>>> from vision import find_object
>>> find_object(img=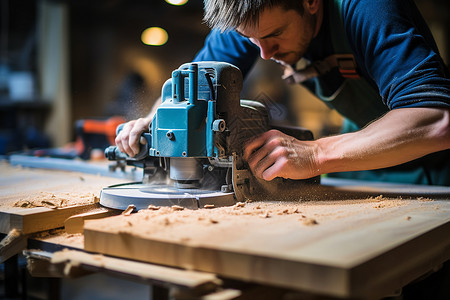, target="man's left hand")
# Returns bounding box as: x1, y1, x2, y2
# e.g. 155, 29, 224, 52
243, 129, 319, 181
